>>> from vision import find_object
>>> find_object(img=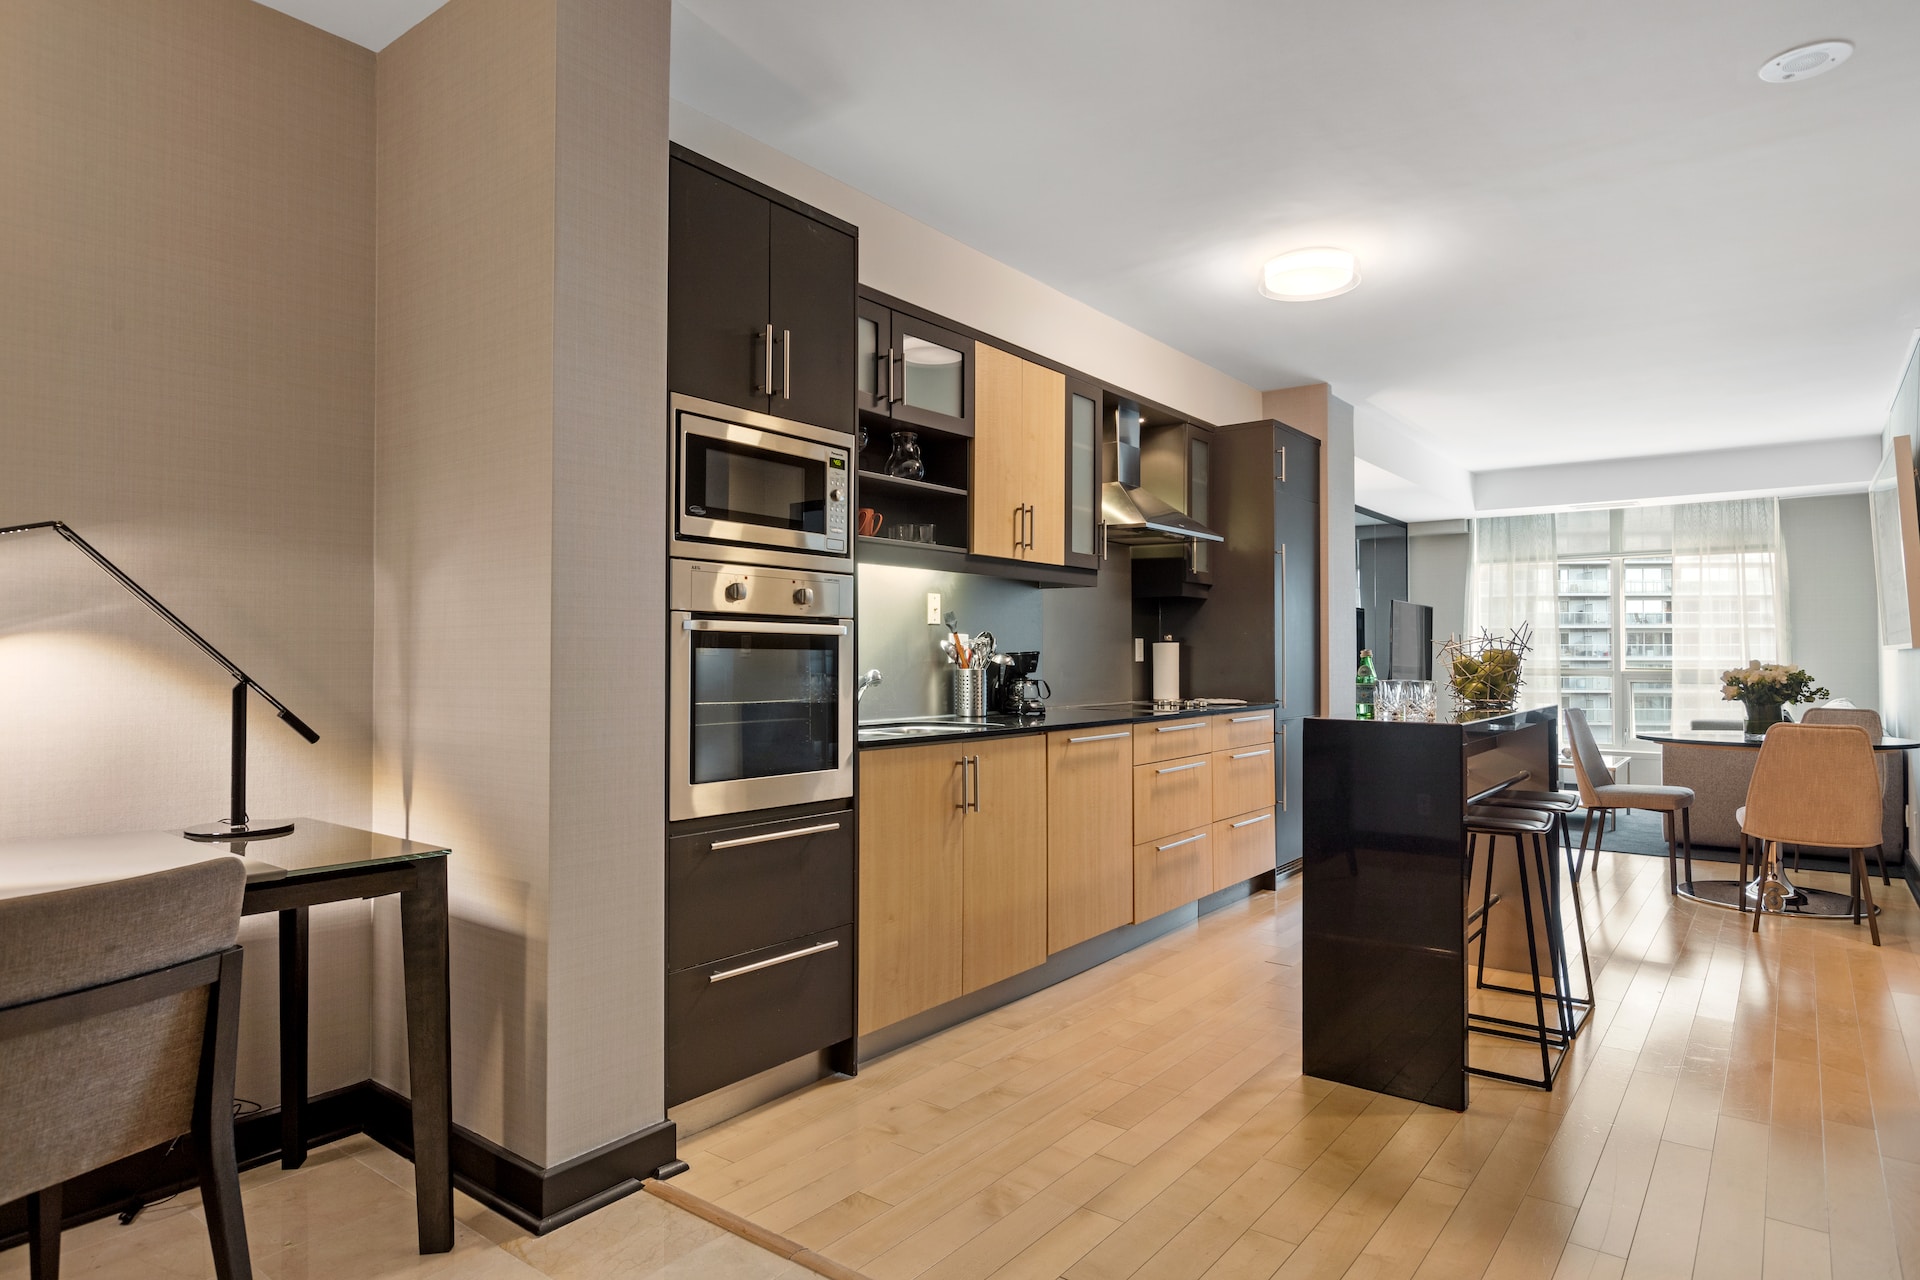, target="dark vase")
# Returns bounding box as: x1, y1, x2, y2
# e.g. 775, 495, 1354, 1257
1742, 696, 1787, 736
